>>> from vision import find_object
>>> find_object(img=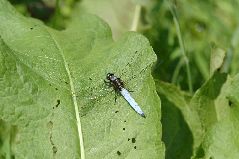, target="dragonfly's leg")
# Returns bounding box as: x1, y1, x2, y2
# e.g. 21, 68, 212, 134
114, 90, 117, 104
114, 90, 121, 104
104, 79, 110, 84
104, 80, 111, 87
